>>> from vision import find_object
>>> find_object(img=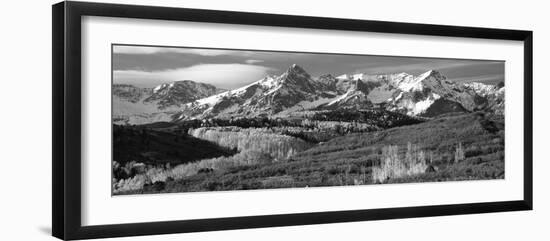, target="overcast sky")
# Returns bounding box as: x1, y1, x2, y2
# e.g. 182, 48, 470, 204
113, 45, 504, 90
